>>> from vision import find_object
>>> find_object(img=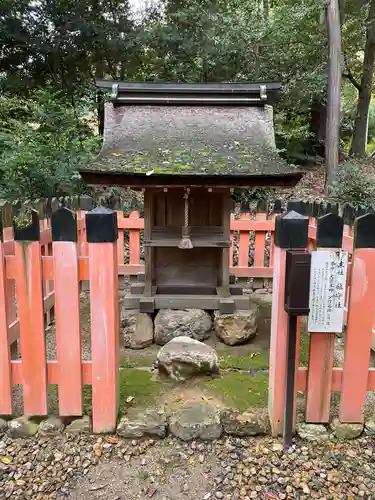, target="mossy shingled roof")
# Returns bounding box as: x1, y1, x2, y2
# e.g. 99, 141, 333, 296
81, 104, 300, 179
